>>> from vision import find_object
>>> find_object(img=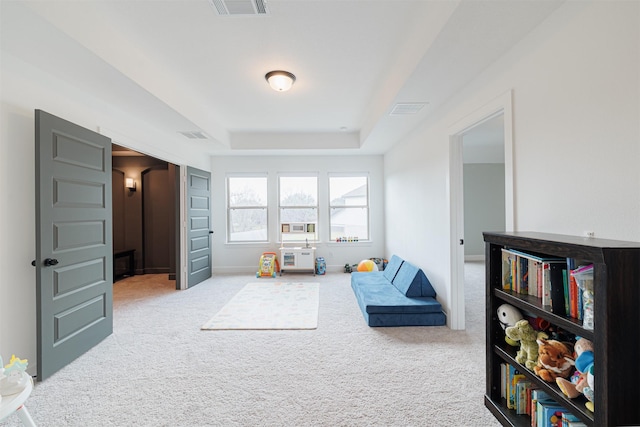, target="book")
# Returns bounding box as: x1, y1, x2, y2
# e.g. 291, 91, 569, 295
501, 249, 516, 291
507, 364, 523, 410
536, 399, 567, 427
519, 255, 529, 294
529, 259, 539, 297
561, 412, 587, 427
550, 262, 567, 316
530, 389, 552, 427
516, 380, 532, 415
500, 363, 507, 399
506, 249, 565, 302
543, 404, 568, 427
562, 268, 569, 315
